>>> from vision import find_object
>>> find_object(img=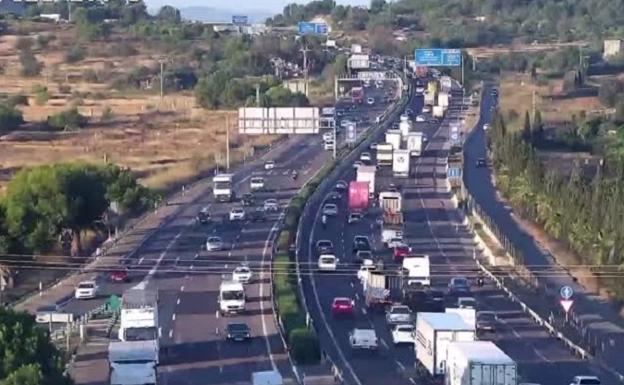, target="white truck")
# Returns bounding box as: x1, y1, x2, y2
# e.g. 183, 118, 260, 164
252, 370, 283, 385
392, 149, 410, 178
119, 290, 159, 345
406, 132, 423, 157
213, 173, 234, 202
445, 341, 517, 385
440, 76, 453, 93
385, 130, 402, 150
356, 165, 376, 195
433, 105, 445, 118
351, 44, 362, 54
376, 143, 394, 167
415, 312, 476, 376
438, 92, 450, 108
399, 120, 411, 138
218, 281, 246, 315
109, 340, 158, 385
402, 255, 430, 286
446, 308, 477, 330
380, 191, 403, 246
424, 91, 436, 106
